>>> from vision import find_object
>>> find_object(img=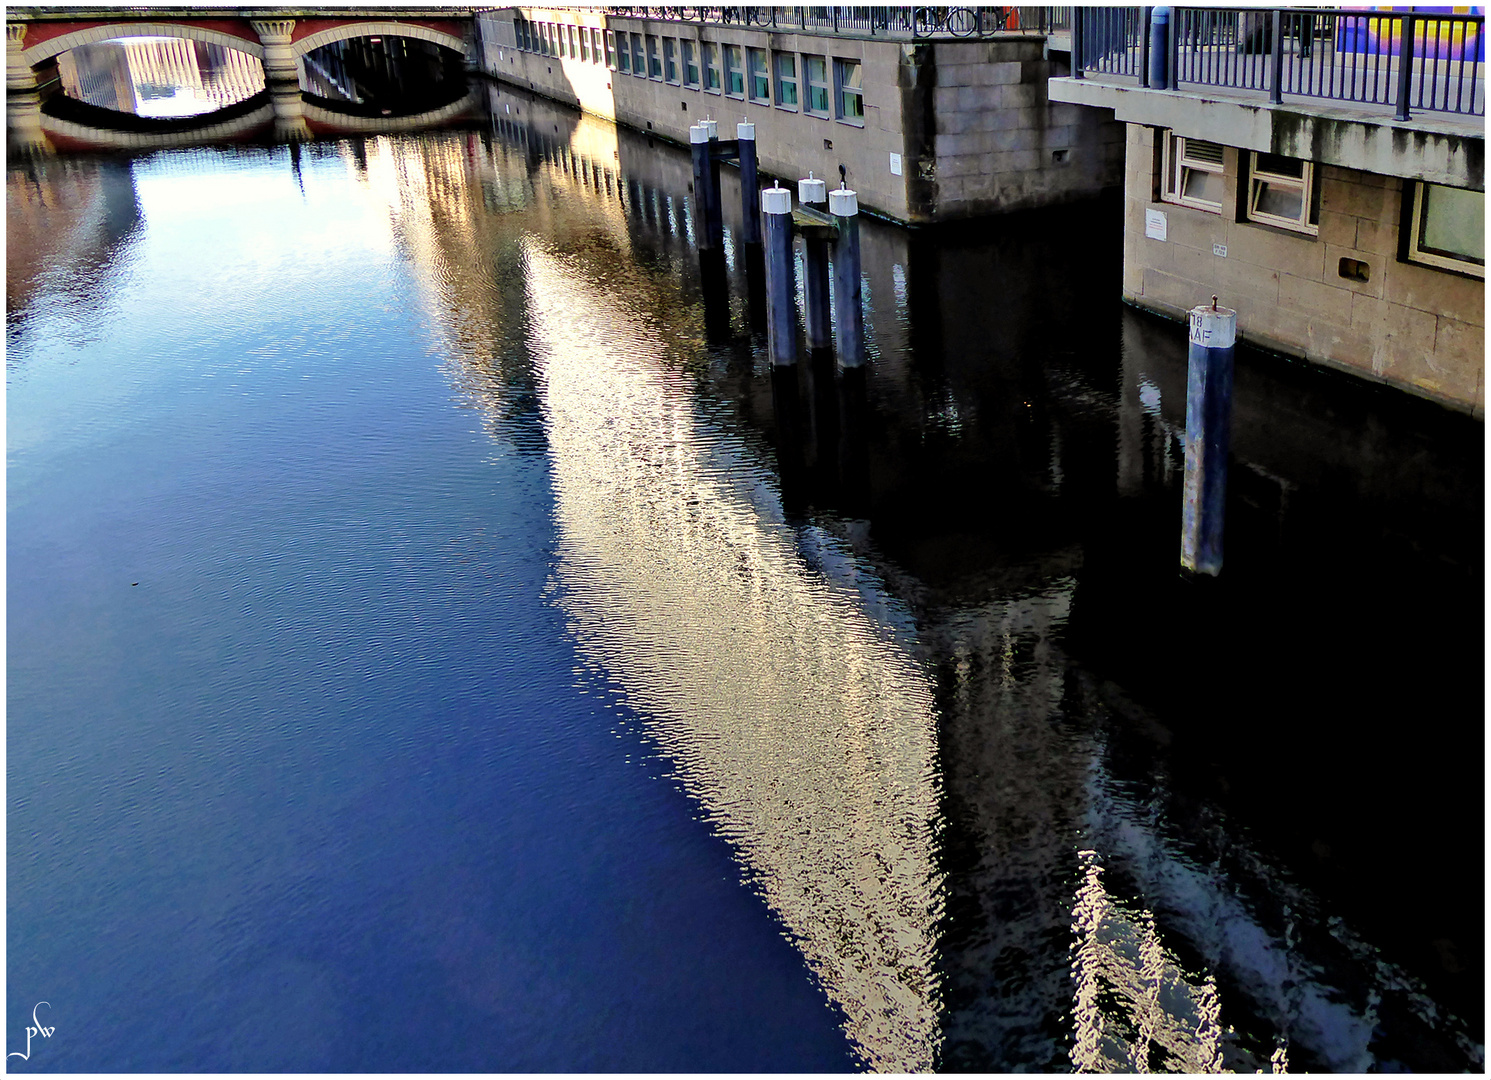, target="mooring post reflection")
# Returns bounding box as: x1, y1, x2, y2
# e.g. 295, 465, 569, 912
698, 245, 731, 345
4, 61, 1482, 1075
